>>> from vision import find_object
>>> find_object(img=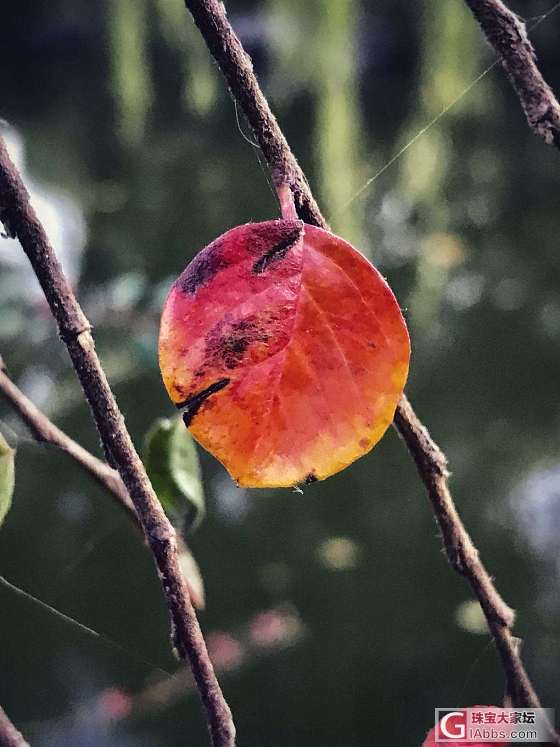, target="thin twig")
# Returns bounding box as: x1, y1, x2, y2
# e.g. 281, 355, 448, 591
464, 0, 560, 147
0, 357, 134, 517
393, 398, 545, 711
0, 361, 204, 608
0, 140, 234, 746
182, 0, 558, 728
0, 705, 30, 747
